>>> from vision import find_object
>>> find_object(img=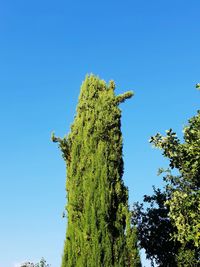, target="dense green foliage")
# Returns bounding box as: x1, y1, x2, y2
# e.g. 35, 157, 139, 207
149, 108, 200, 265
132, 187, 182, 266
150, 112, 200, 249
53, 75, 141, 267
